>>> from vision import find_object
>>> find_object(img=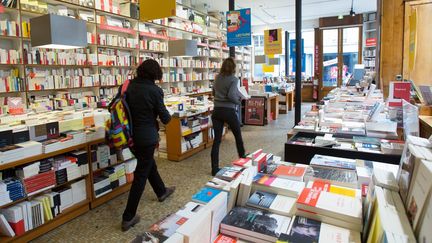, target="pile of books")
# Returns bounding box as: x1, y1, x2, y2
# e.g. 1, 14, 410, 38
134, 140, 432, 242
0, 178, 25, 205
0, 179, 87, 237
